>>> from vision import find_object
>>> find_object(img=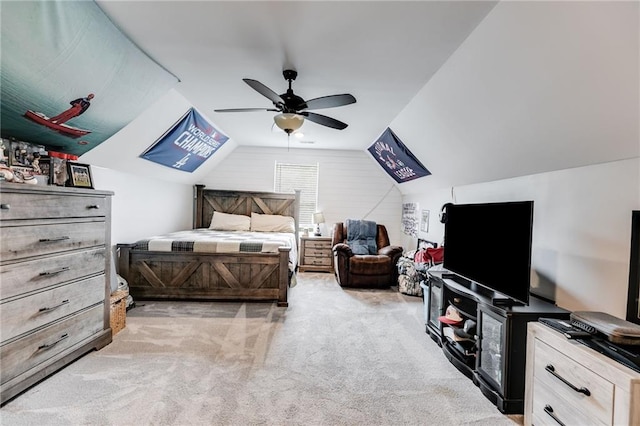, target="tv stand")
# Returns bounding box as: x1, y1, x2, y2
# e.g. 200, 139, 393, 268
491, 297, 525, 307
425, 270, 569, 414
441, 273, 461, 280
